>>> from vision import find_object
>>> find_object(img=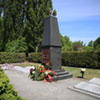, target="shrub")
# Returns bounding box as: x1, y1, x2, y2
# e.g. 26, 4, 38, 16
0, 52, 26, 64
0, 67, 25, 100
62, 51, 100, 69
0, 51, 100, 69
5, 37, 28, 53
28, 52, 41, 63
